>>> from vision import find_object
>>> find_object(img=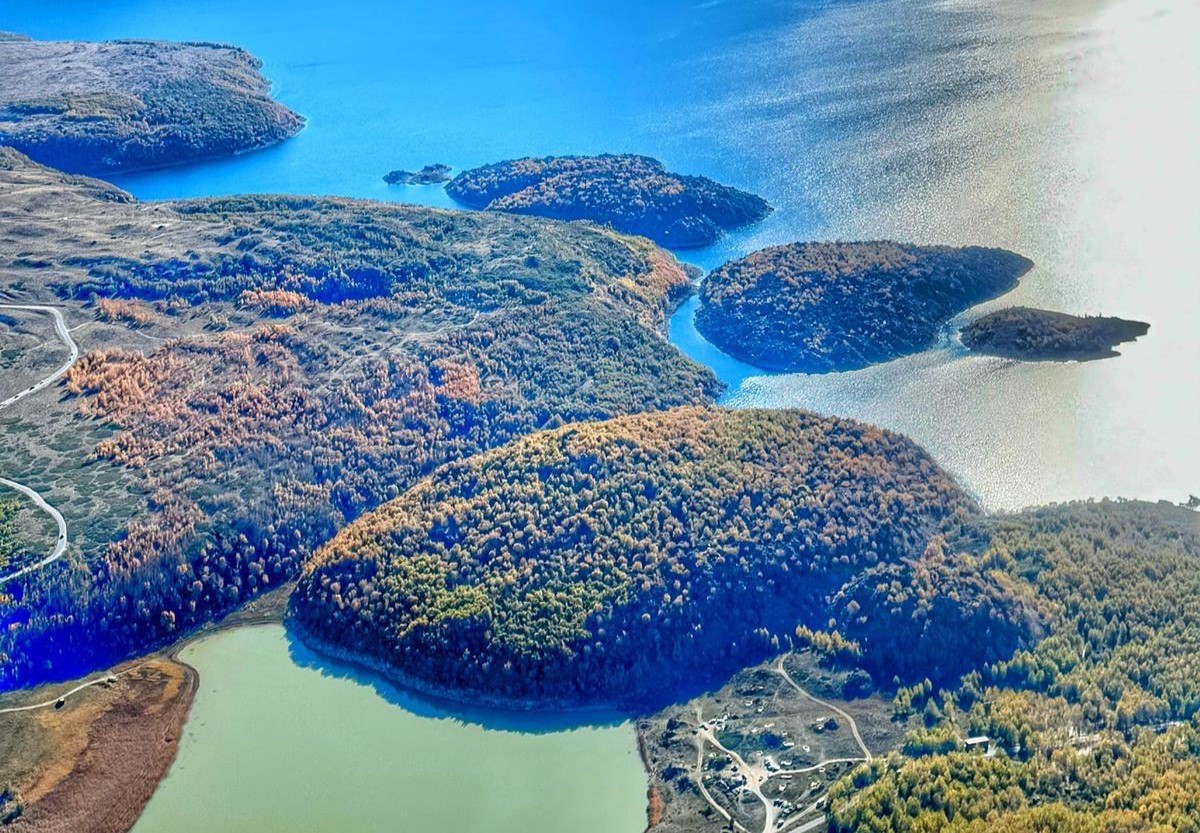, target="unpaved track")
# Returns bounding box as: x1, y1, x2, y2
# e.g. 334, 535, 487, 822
0, 664, 143, 715
691, 657, 875, 833
775, 659, 873, 762
0, 304, 79, 411
0, 476, 68, 582
0, 303, 78, 582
